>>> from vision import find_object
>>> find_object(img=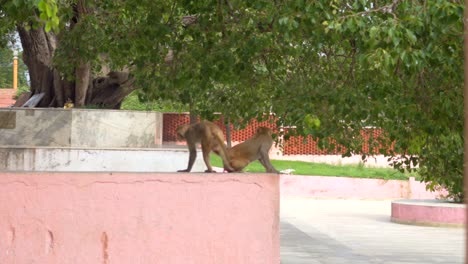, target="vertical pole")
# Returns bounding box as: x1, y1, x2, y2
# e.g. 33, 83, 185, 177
464, 0, 468, 263
13, 50, 18, 90
224, 116, 232, 148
